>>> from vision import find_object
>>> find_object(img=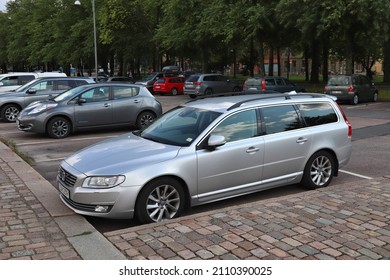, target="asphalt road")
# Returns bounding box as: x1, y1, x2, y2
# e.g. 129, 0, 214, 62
1, 95, 390, 232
